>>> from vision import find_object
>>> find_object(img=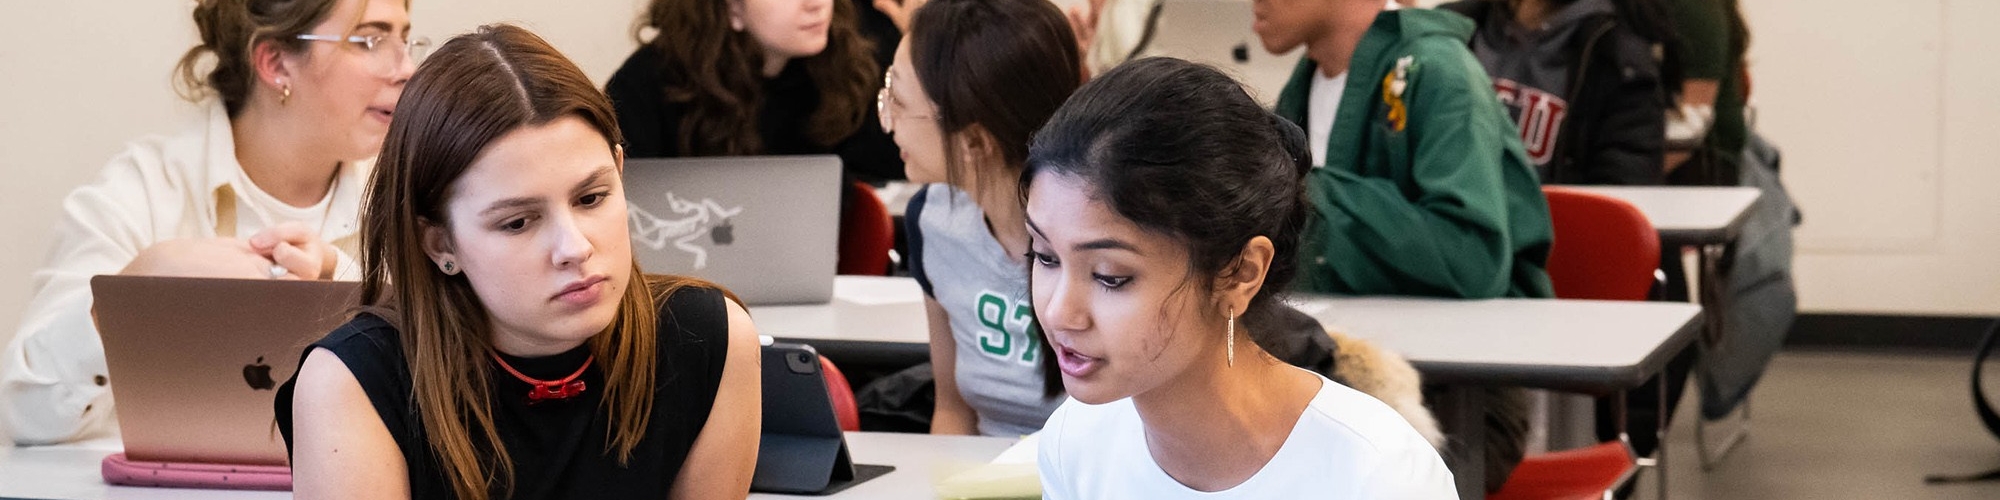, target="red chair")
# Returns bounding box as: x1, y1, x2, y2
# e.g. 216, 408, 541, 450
818, 356, 861, 432
1490, 187, 1659, 500
837, 181, 895, 276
